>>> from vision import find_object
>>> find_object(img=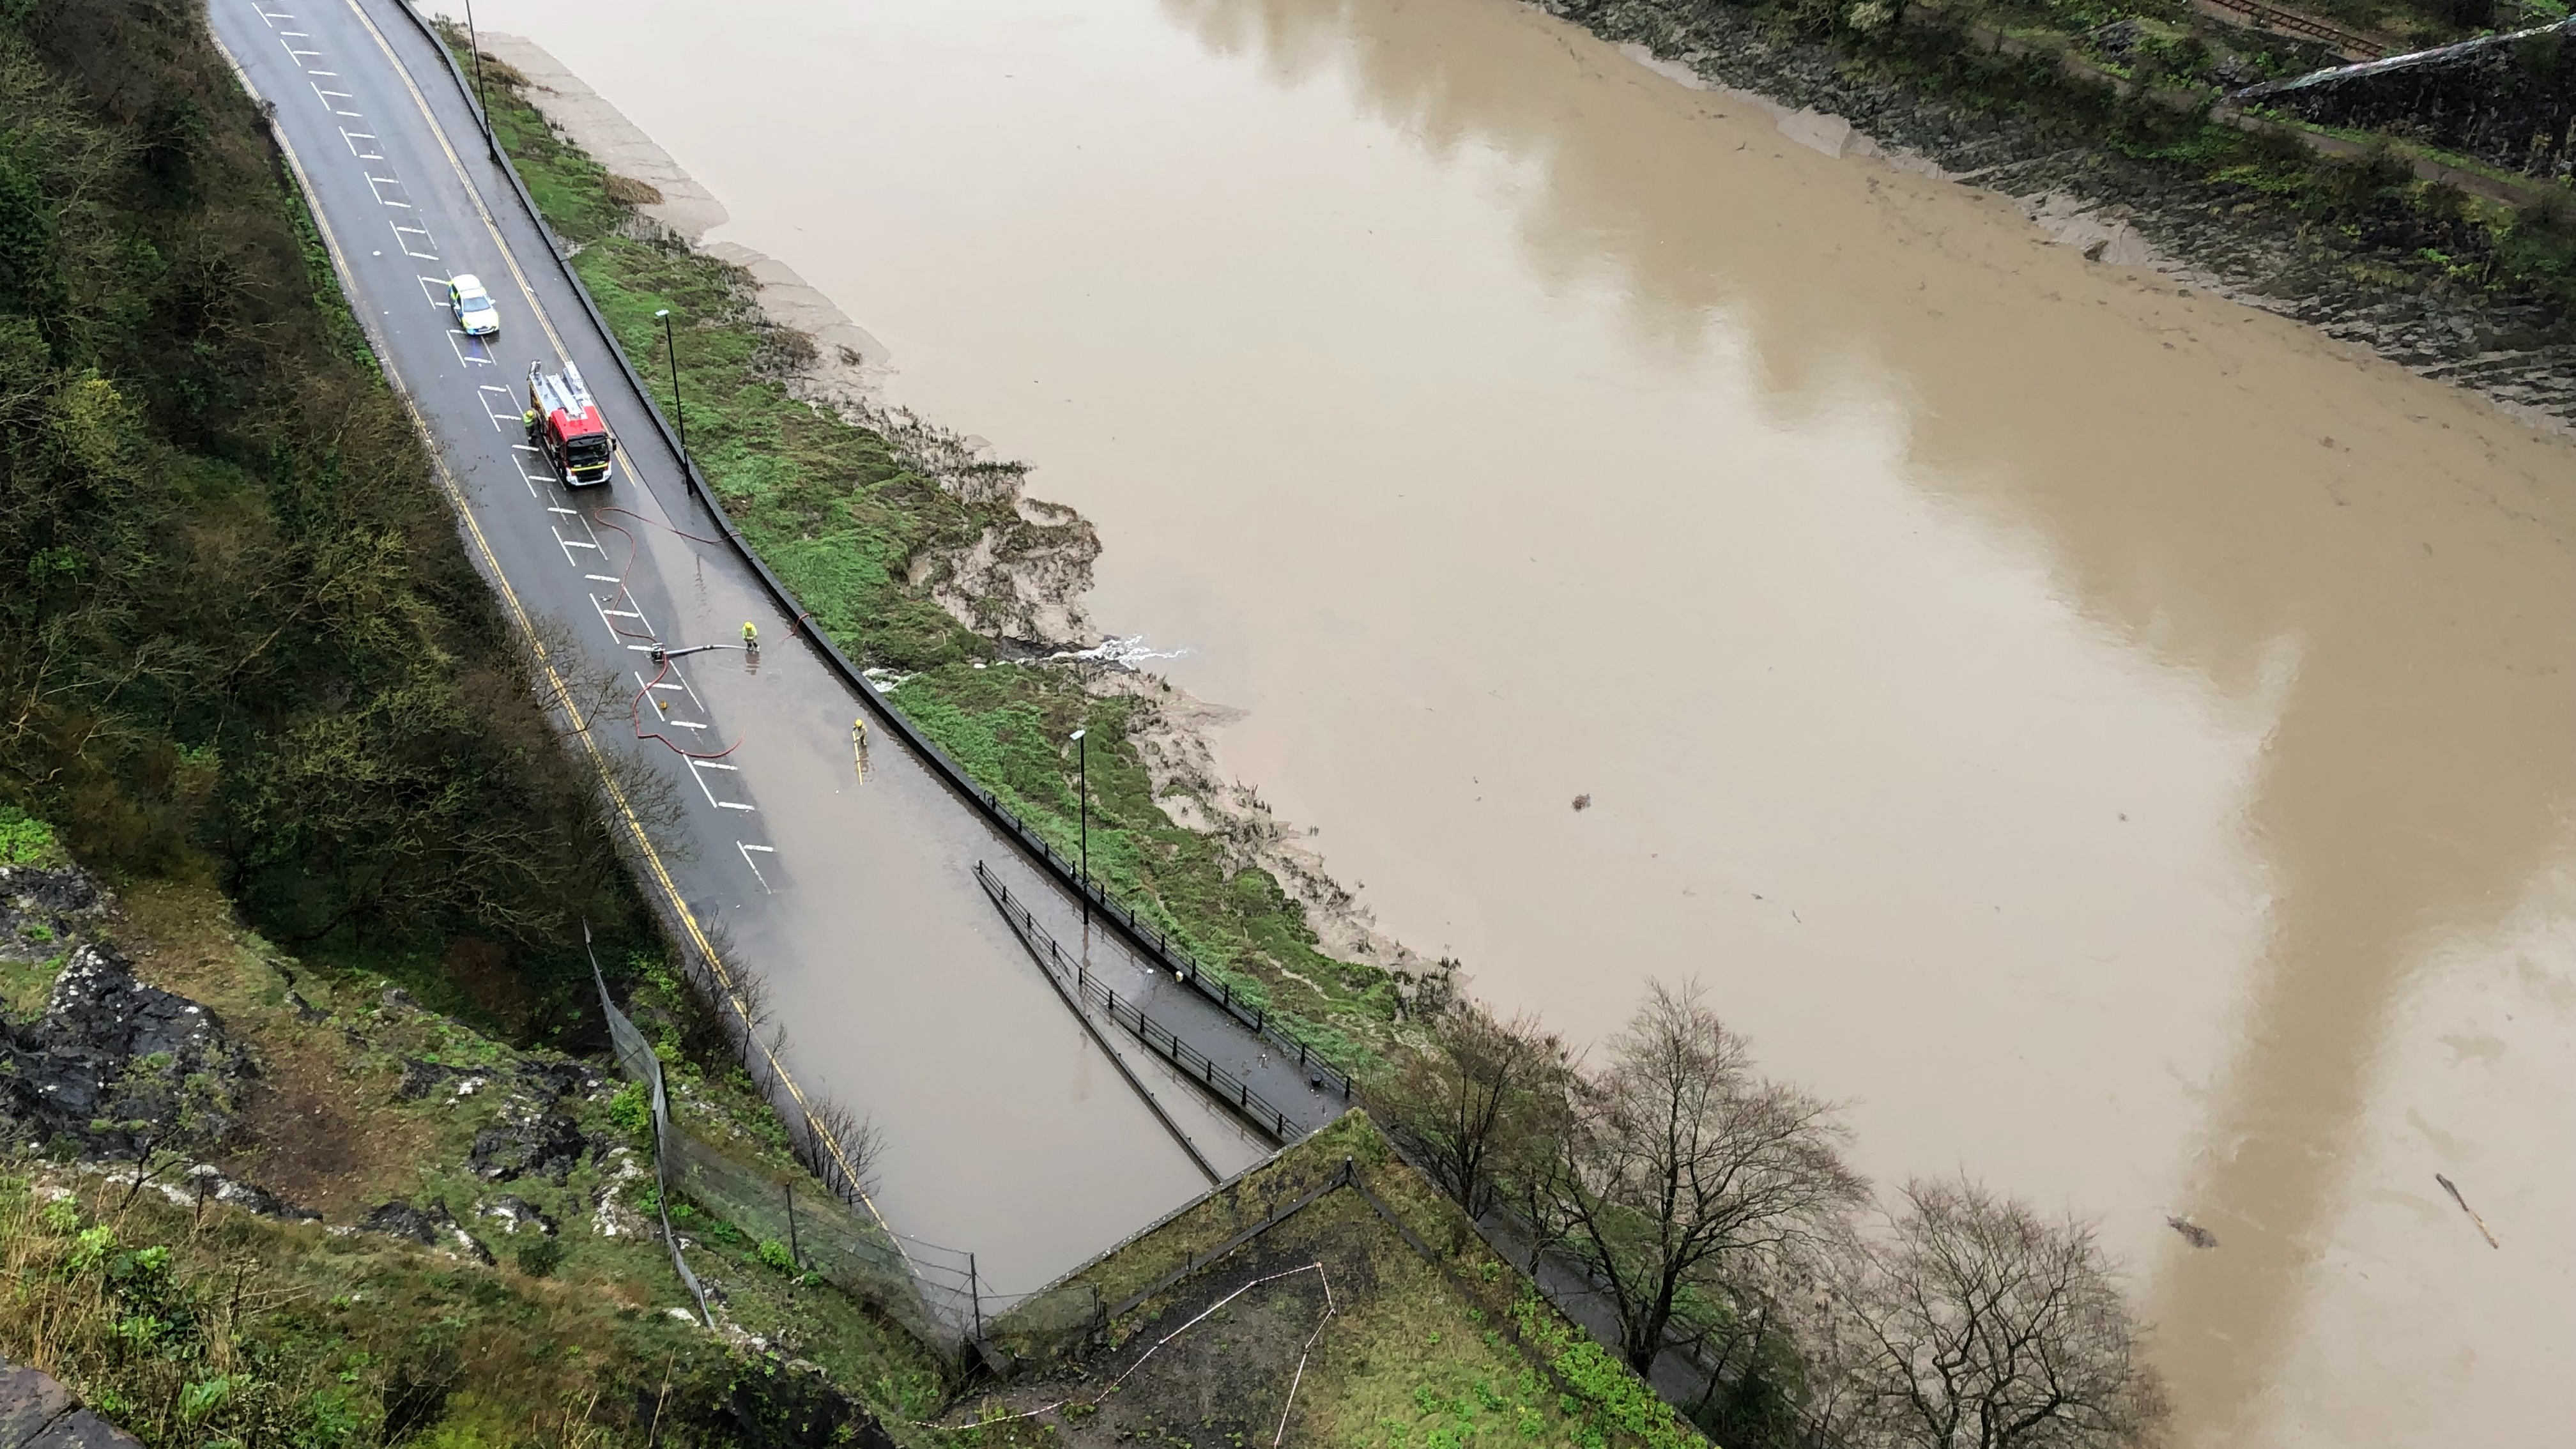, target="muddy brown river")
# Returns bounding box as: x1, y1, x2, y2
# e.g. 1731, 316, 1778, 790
469, 0, 2575, 1438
